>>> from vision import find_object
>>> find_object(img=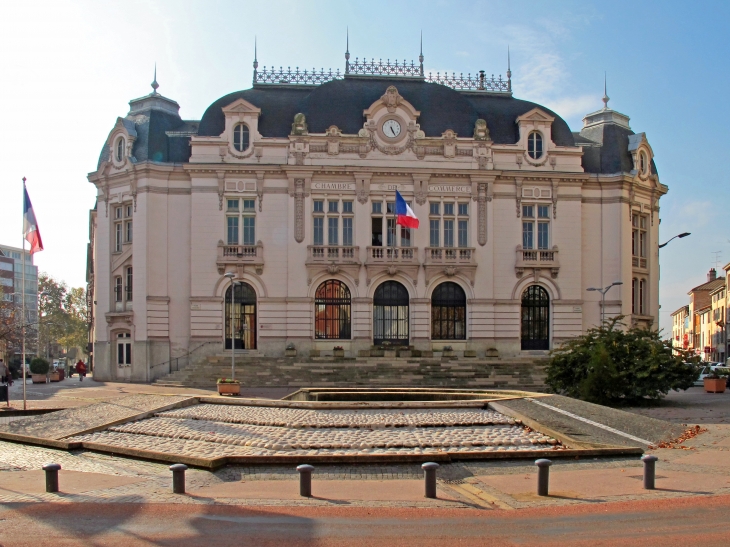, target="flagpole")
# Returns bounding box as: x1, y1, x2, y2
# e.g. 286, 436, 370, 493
21, 178, 27, 411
